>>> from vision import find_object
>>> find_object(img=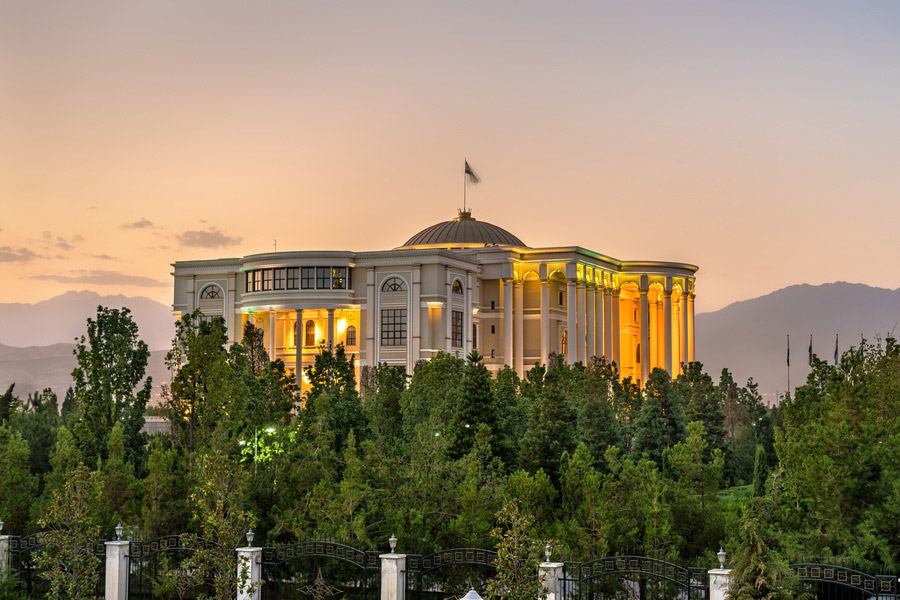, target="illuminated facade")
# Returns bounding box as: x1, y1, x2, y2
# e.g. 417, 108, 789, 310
171, 210, 697, 388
